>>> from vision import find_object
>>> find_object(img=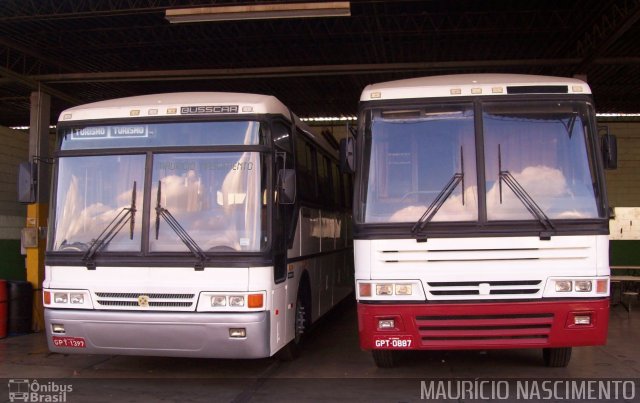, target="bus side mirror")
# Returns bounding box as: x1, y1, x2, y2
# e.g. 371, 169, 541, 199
278, 168, 296, 205
17, 161, 36, 204
340, 137, 355, 174
601, 134, 617, 170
